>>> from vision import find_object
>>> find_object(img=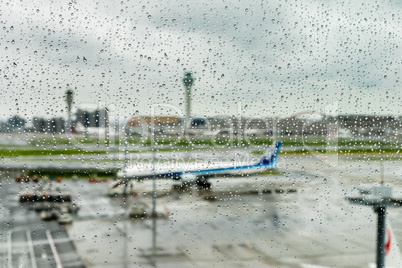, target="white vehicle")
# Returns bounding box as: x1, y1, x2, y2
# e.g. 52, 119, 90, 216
40, 210, 57, 221
58, 213, 73, 224
128, 204, 146, 218
108, 180, 136, 196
